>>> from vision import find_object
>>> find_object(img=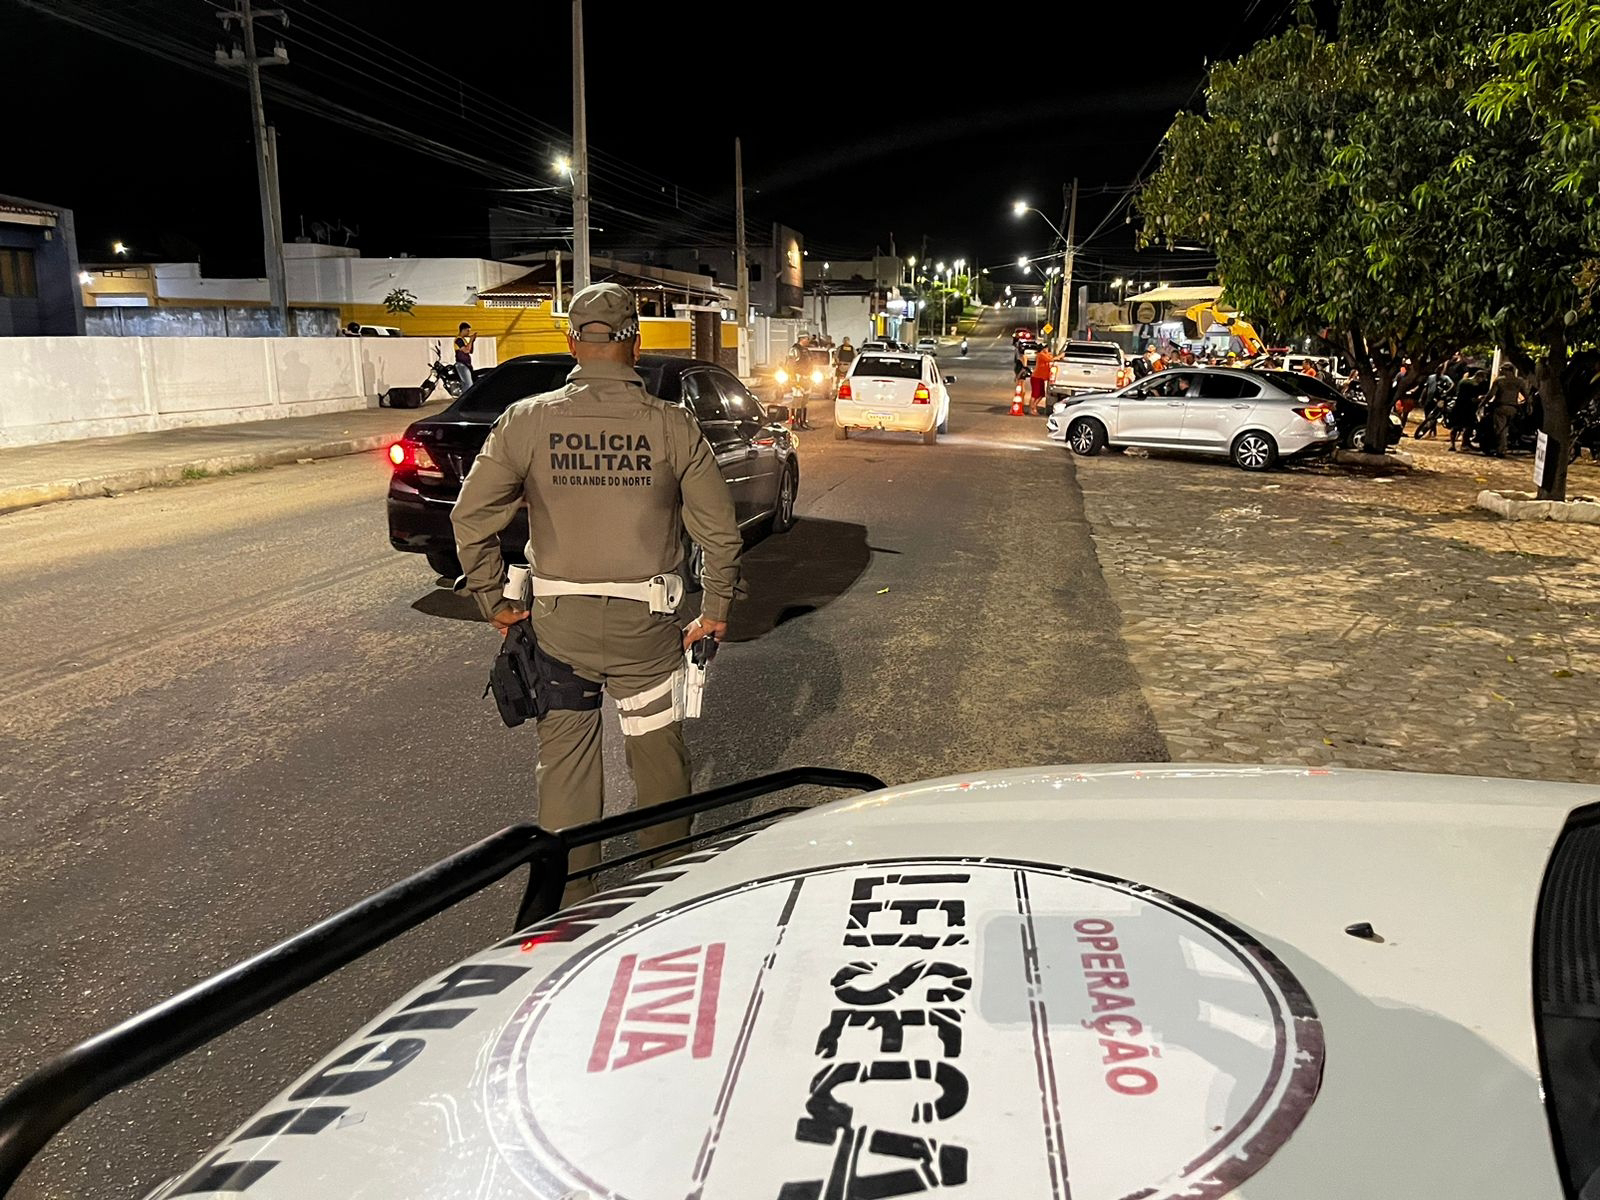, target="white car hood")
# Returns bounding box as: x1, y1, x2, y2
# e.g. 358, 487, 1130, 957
153, 765, 1597, 1200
